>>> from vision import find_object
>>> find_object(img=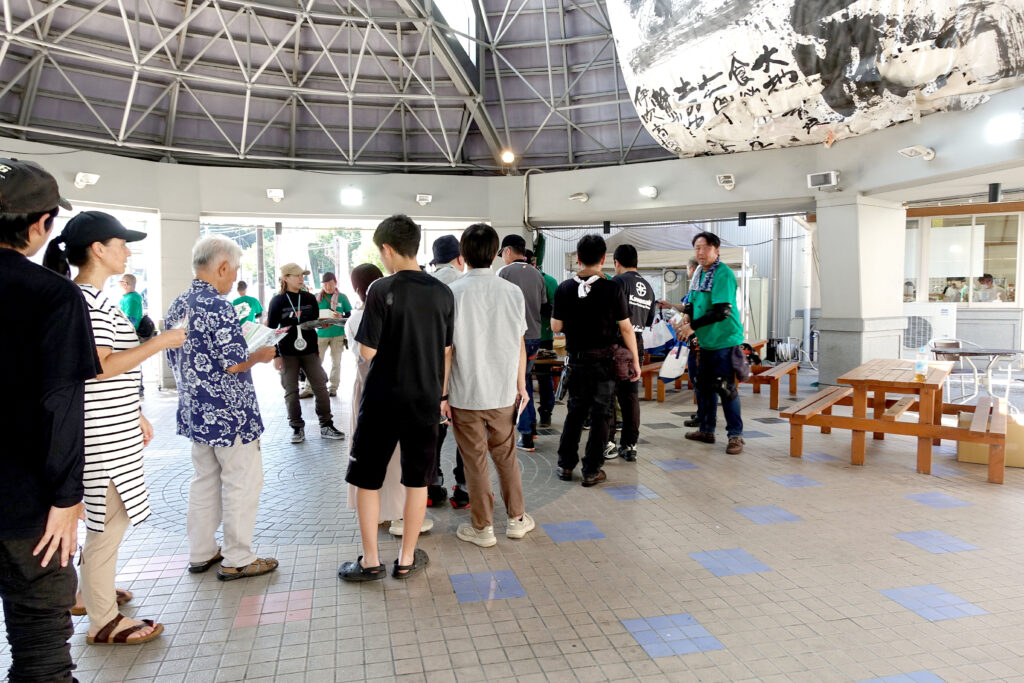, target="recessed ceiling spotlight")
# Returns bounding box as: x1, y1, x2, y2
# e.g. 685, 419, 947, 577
340, 187, 363, 206
500, 150, 516, 164
638, 185, 658, 199
897, 145, 935, 160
